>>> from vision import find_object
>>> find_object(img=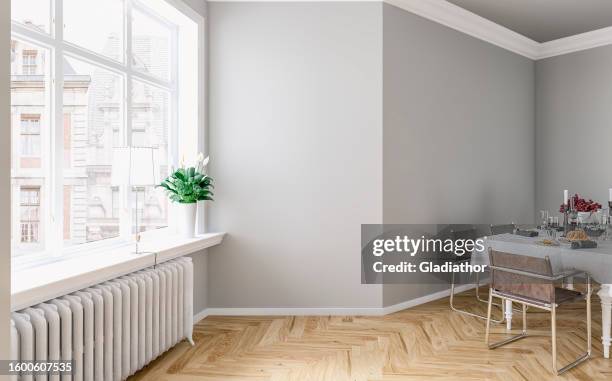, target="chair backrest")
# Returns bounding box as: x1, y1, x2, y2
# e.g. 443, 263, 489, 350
489, 224, 515, 235
437, 227, 477, 261
488, 249, 555, 304
451, 228, 476, 241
